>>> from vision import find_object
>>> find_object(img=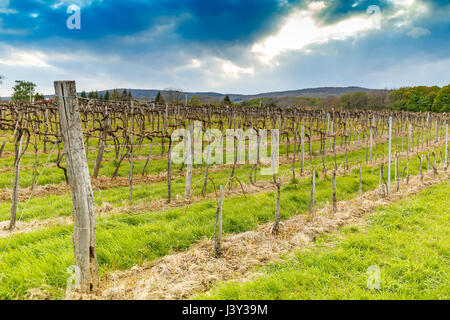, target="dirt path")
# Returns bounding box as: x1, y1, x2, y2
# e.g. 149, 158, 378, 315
64, 168, 449, 300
